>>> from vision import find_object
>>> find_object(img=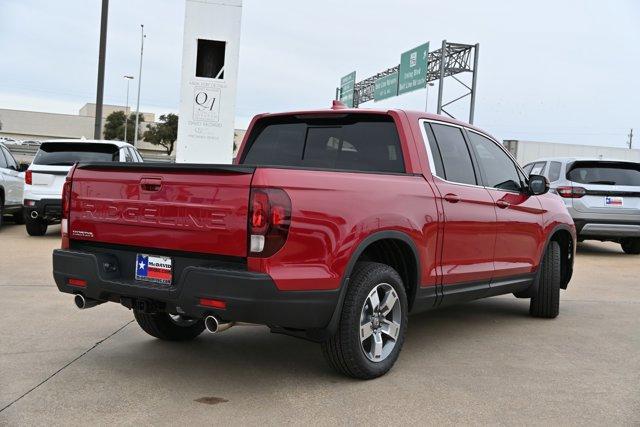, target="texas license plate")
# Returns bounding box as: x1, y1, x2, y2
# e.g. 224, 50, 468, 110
135, 254, 172, 285
605, 196, 623, 207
